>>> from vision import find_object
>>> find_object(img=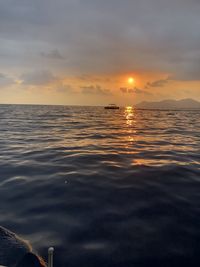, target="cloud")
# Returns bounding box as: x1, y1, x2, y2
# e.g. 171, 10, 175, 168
120, 87, 152, 95
134, 88, 152, 95
56, 84, 76, 93
0, 0, 200, 82
120, 87, 128, 93
76, 75, 91, 81
146, 77, 170, 88
40, 49, 64, 60
21, 70, 58, 86
174, 59, 200, 81
0, 73, 14, 87
81, 85, 111, 95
